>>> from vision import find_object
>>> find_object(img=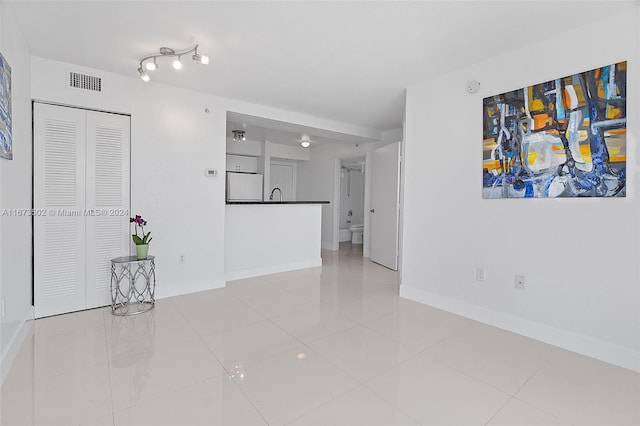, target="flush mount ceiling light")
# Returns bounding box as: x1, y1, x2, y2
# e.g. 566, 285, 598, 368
299, 134, 312, 148
232, 130, 246, 142
137, 44, 209, 82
